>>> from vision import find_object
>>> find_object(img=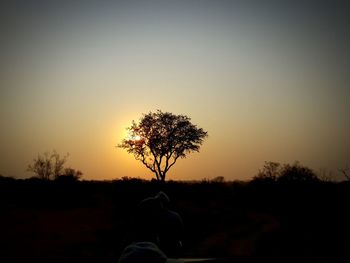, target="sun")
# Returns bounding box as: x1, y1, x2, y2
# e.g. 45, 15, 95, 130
134, 135, 141, 141
127, 132, 141, 141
